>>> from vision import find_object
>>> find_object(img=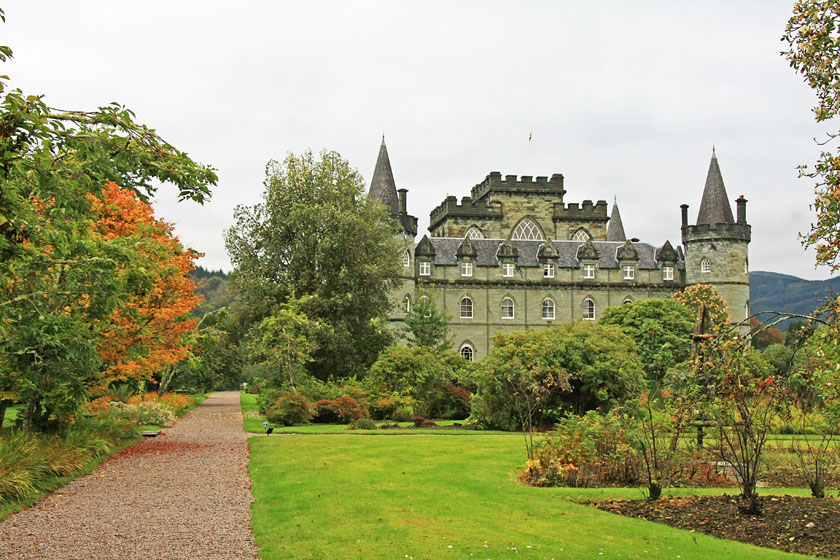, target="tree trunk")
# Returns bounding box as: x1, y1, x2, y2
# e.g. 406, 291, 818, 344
22, 397, 38, 434
648, 482, 662, 501
0, 400, 7, 430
